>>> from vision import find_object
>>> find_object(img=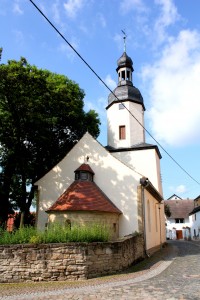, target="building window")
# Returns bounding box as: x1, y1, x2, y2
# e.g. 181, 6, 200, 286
119, 125, 126, 140
119, 103, 124, 109
175, 218, 184, 223
127, 70, 130, 80
113, 223, 116, 232
75, 170, 93, 182
80, 172, 88, 180
122, 70, 125, 80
